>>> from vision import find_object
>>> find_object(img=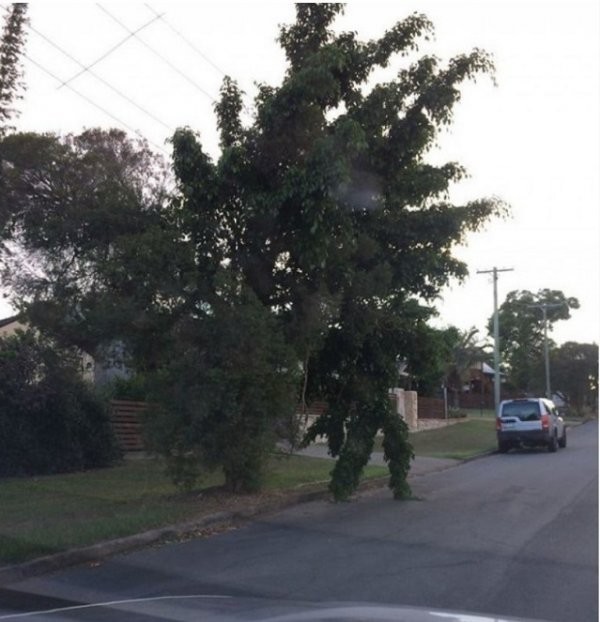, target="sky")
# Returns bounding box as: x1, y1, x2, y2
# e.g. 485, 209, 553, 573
2, 1, 599, 346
